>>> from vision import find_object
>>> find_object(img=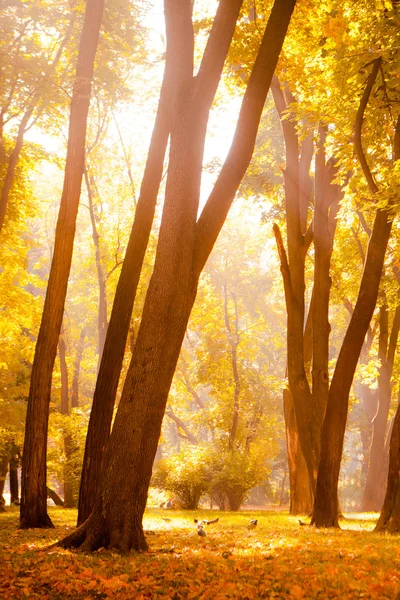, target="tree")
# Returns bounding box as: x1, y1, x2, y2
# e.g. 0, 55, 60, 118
58, 0, 296, 552
312, 57, 400, 526
0, 3, 77, 233
361, 298, 400, 511
376, 387, 400, 532
20, 0, 105, 529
